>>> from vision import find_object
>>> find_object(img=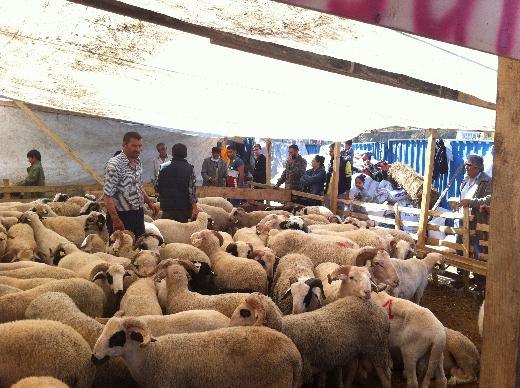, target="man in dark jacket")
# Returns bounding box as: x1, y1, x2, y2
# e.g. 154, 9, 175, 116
275, 144, 307, 190
325, 144, 351, 210
251, 144, 267, 184
157, 143, 198, 223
